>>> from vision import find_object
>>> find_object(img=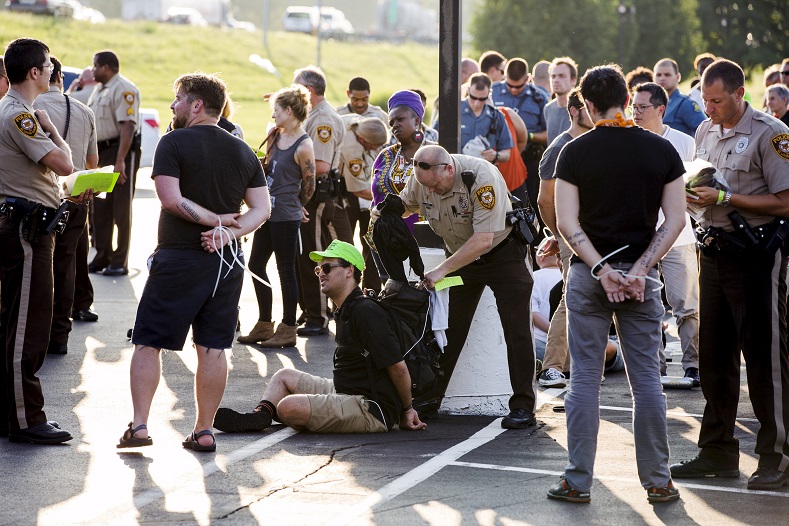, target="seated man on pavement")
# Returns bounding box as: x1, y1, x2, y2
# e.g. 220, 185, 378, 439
214, 240, 427, 433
